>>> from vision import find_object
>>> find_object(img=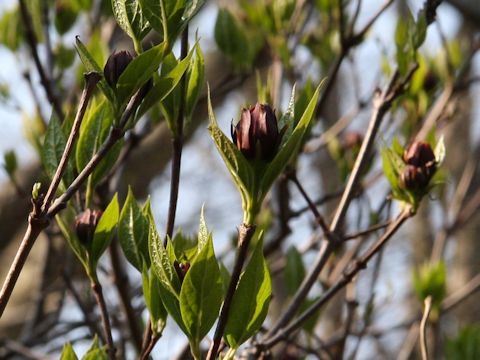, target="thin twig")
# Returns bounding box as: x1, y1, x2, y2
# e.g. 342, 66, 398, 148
165, 26, 189, 243
441, 272, 480, 312
420, 296, 432, 360
287, 169, 331, 237
91, 280, 116, 359
0, 88, 143, 318
263, 208, 412, 348
18, 0, 64, 121
207, 224, 257, 359
109, 240, 143, 352
42, 72, 101, 212
265, 65, 417, 339
62, 271, 103, 340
